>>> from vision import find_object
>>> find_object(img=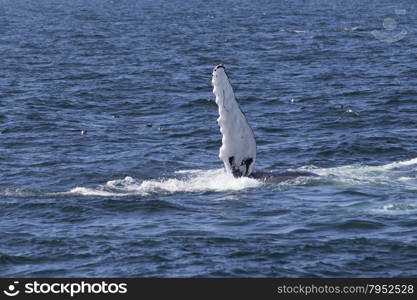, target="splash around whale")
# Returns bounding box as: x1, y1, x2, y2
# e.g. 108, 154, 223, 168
211, 64, 317, 183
